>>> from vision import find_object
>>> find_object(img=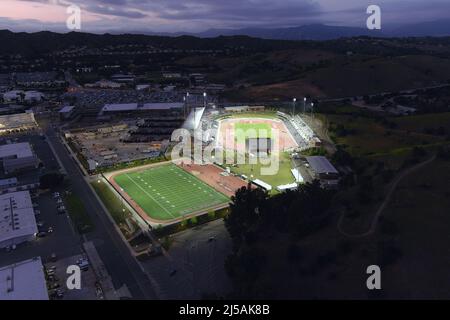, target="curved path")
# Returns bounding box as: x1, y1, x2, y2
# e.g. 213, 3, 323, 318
338, 155, 436, 238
